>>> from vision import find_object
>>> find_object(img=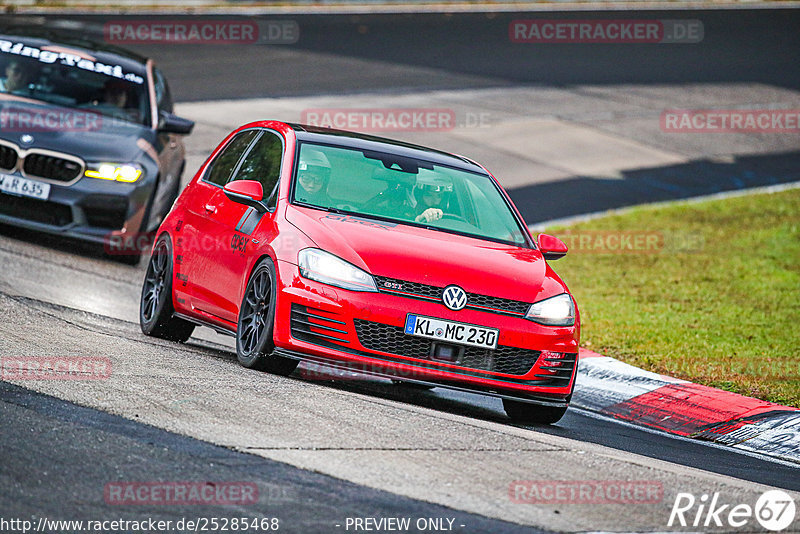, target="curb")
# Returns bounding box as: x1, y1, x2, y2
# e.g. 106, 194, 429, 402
573, 349, 800, 464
